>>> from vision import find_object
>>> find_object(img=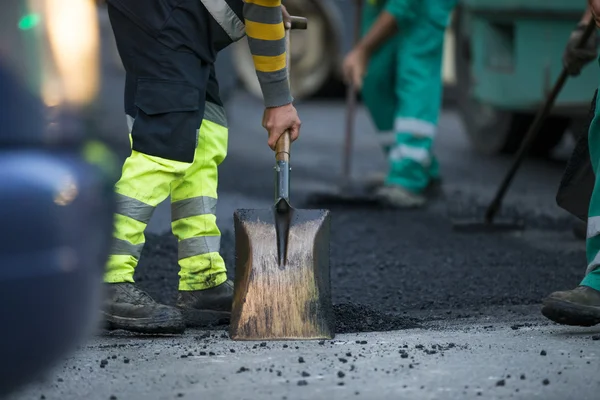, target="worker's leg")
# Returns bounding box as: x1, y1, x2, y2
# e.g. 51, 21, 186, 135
170, 68, 233, 326
102, 4, 212, 334
358, 2, 400, 190
374, 12, 449, 207
542, 89, 600, 327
